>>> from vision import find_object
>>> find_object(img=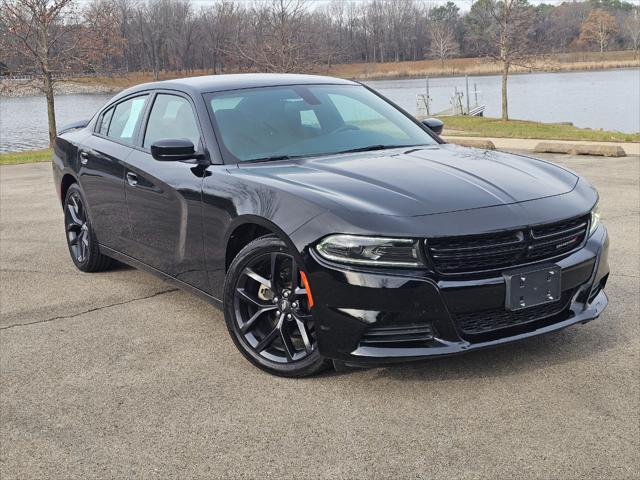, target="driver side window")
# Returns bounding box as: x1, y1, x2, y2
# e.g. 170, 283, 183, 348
143, 94, 201, 149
